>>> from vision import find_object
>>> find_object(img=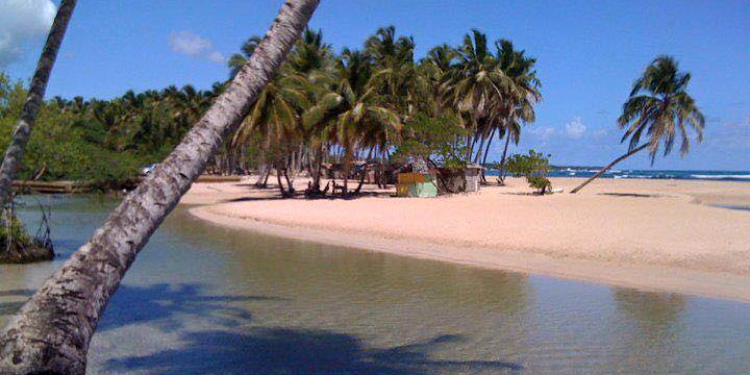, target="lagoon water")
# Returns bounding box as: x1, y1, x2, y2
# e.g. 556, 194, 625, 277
1, 196, 749, 374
